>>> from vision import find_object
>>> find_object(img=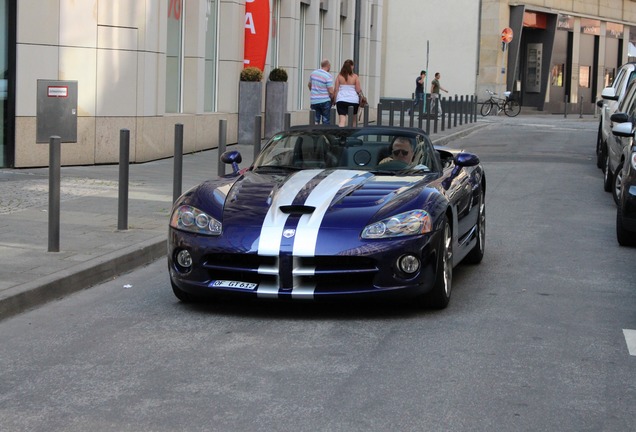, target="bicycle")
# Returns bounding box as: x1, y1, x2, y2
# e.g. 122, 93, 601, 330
480, 90, 521, 117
